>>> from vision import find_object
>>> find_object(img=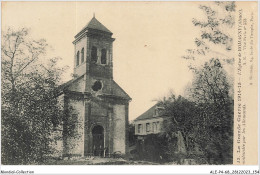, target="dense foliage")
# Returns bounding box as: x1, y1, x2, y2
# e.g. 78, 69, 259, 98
158, 2, 235, 164
159, 59, 233, 164
191, 58, 233, 164
1, 28, 66, 164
